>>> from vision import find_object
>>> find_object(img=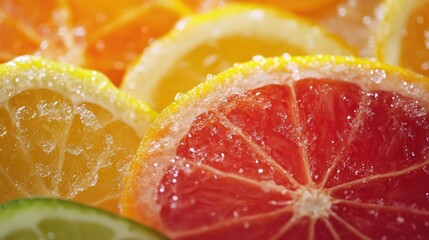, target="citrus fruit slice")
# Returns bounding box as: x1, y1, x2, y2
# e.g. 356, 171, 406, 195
181, 0, 340, 14
178, 0, 381, 57
308, 0, 382, 57
376, 0, 429, 77
0, 198, 168, 240
121, 4, 355, 111
0, 0, 189, 85
0, 56, 156, 214
122, 55, 429, 239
